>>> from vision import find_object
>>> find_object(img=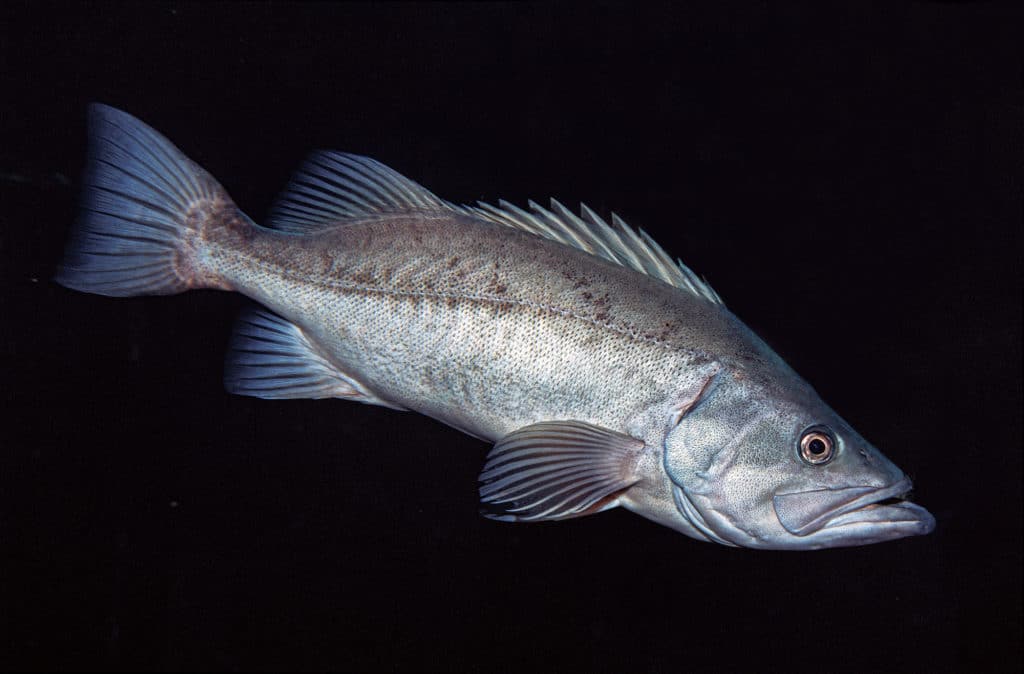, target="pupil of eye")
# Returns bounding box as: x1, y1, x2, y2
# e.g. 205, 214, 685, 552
809, 438, 827, 454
